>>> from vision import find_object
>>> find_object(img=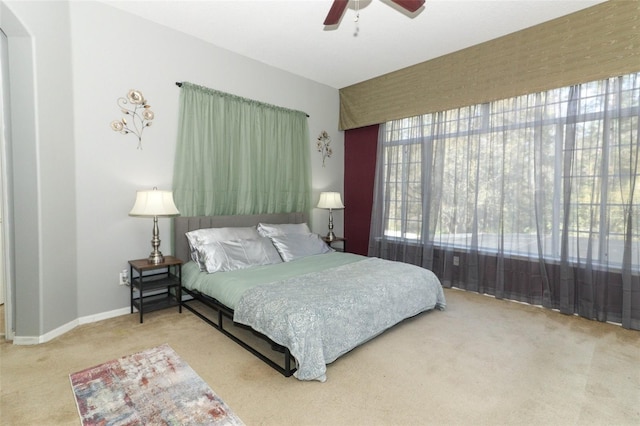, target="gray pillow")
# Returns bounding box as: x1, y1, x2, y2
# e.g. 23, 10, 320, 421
257, 222, 311, 237
197, 237, 283, 273
186, 226, 261, 270
270, 233, 334, 262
